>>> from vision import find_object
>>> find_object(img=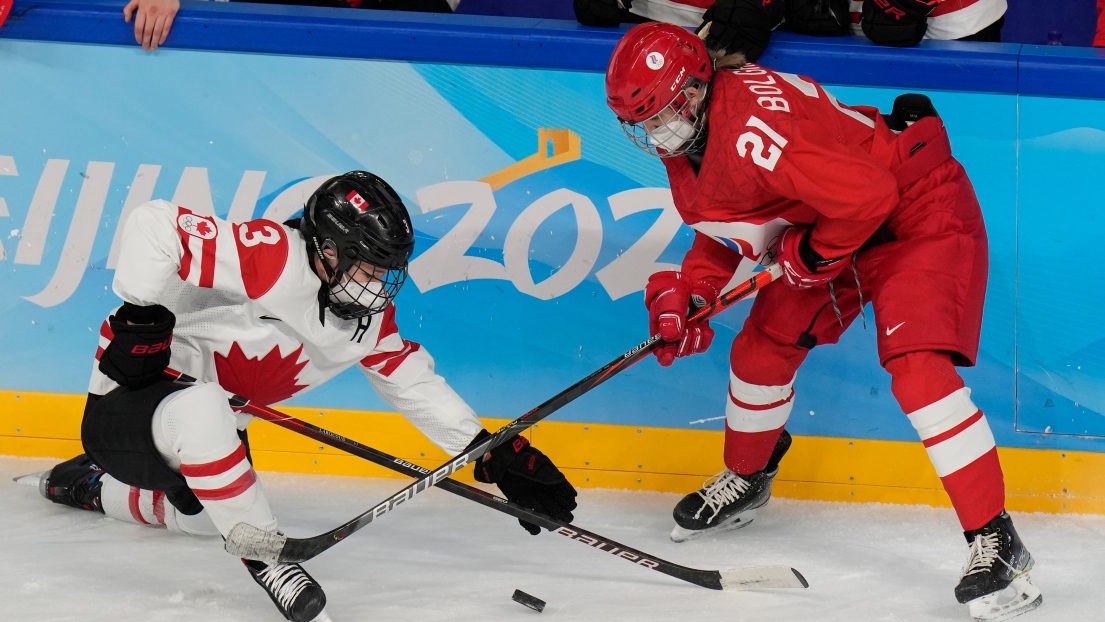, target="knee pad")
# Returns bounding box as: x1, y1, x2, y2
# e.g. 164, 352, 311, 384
152, 382, 239, 467
730, 322, 808, 387
166, 508, 221, 537
886, 350, 964, 413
